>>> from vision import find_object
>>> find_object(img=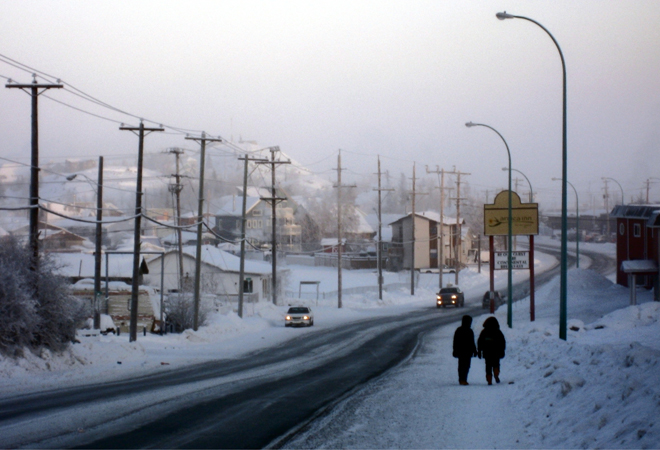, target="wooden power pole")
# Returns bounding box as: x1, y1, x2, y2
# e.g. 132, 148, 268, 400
374, 156, 394, 300
6, 76, 63, 274
256, 147, 290, 306
168, 148, 185, 292
120, 122, 164, 342
333, 150, 356, 308
185, 133, 223, 331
